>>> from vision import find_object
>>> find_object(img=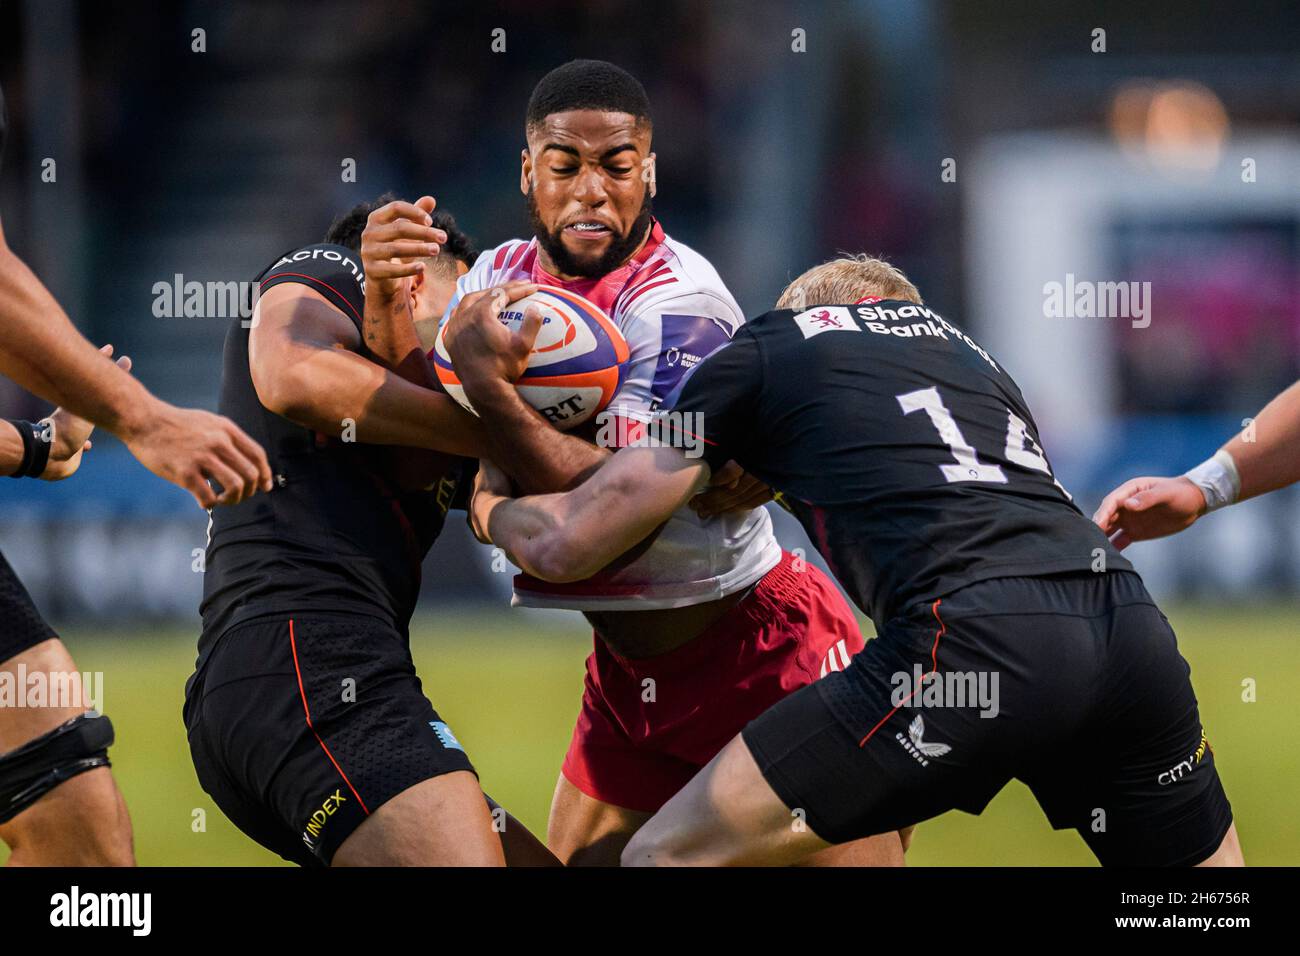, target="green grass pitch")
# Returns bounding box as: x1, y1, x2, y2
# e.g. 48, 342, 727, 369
4, 603, 1297, 866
